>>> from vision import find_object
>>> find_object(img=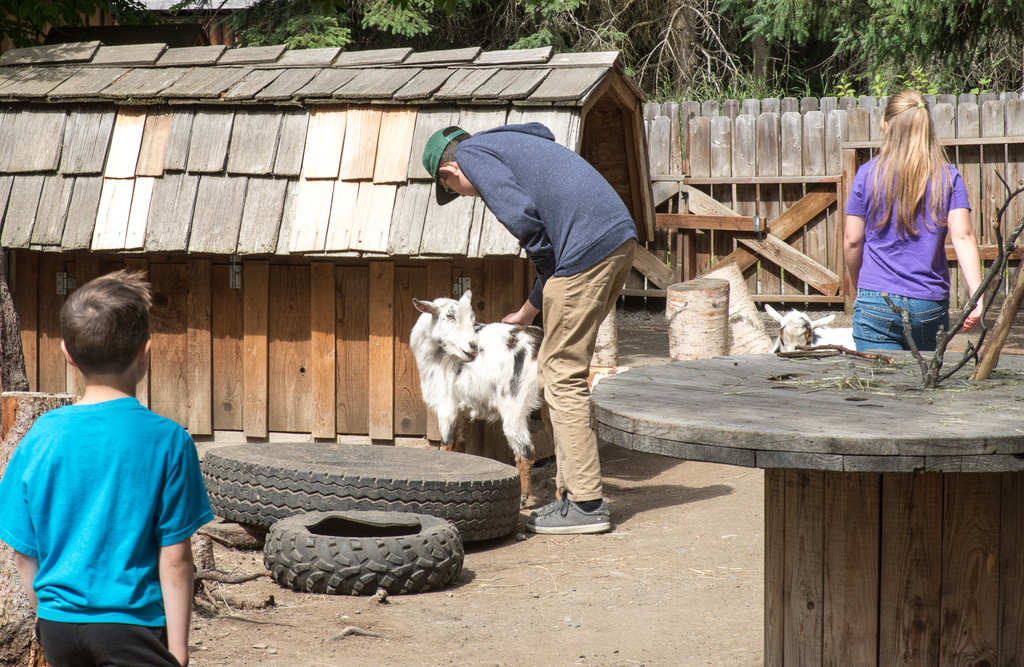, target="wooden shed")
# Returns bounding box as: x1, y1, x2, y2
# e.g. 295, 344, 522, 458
0, 40, 653, 456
